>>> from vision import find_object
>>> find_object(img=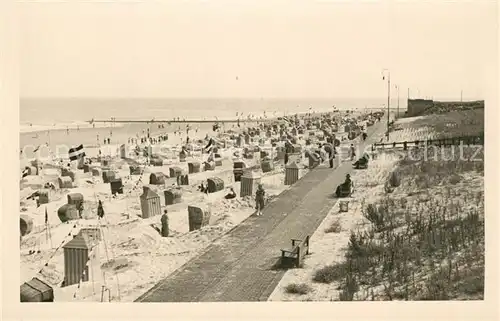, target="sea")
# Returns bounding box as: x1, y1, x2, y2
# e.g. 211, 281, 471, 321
20, 97, 394, 156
